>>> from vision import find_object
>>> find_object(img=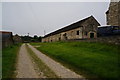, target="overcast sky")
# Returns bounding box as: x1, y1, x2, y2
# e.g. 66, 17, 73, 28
2, 2, 110, 36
